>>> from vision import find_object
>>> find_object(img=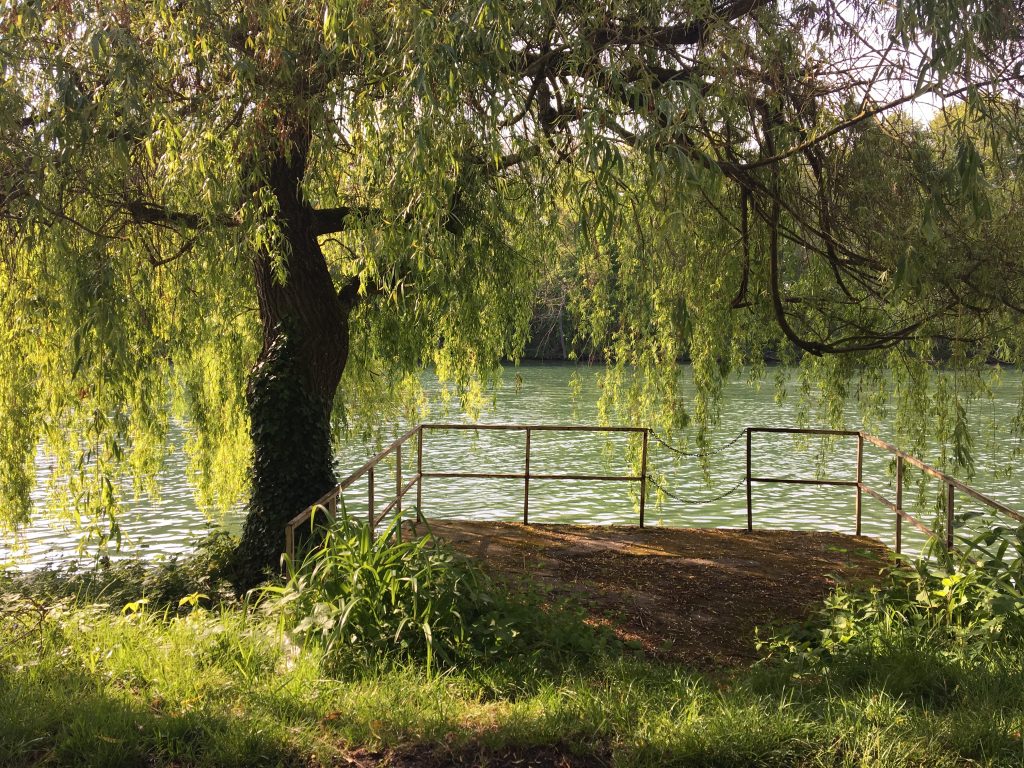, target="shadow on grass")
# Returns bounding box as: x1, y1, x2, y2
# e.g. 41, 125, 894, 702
0, 662, 301, 768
